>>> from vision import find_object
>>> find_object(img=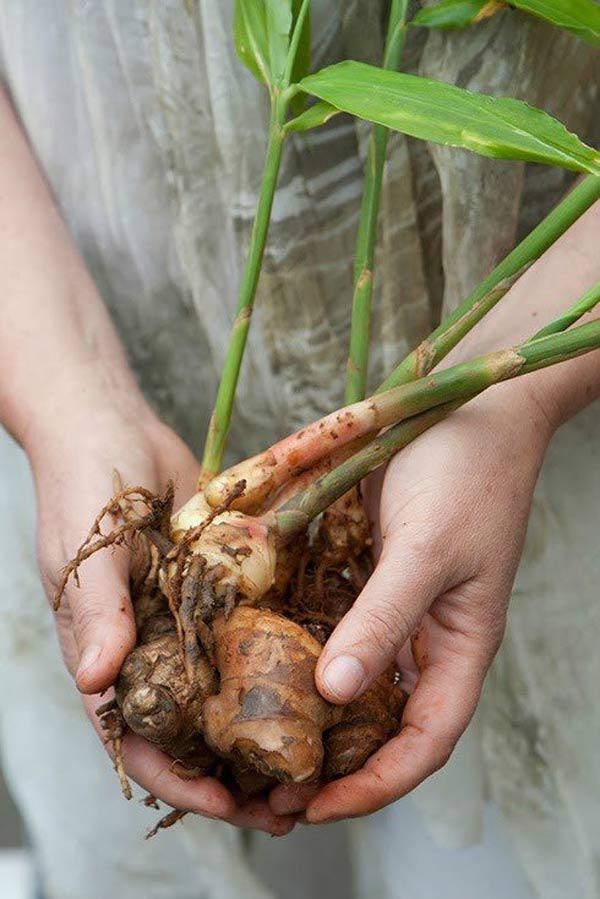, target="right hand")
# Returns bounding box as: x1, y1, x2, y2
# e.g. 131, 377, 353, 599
28, 389, 295, 836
